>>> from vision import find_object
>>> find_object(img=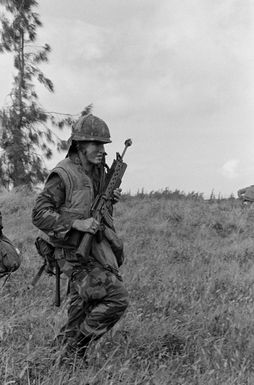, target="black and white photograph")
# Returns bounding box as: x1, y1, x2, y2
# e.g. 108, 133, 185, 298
0, 1, 253, 384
